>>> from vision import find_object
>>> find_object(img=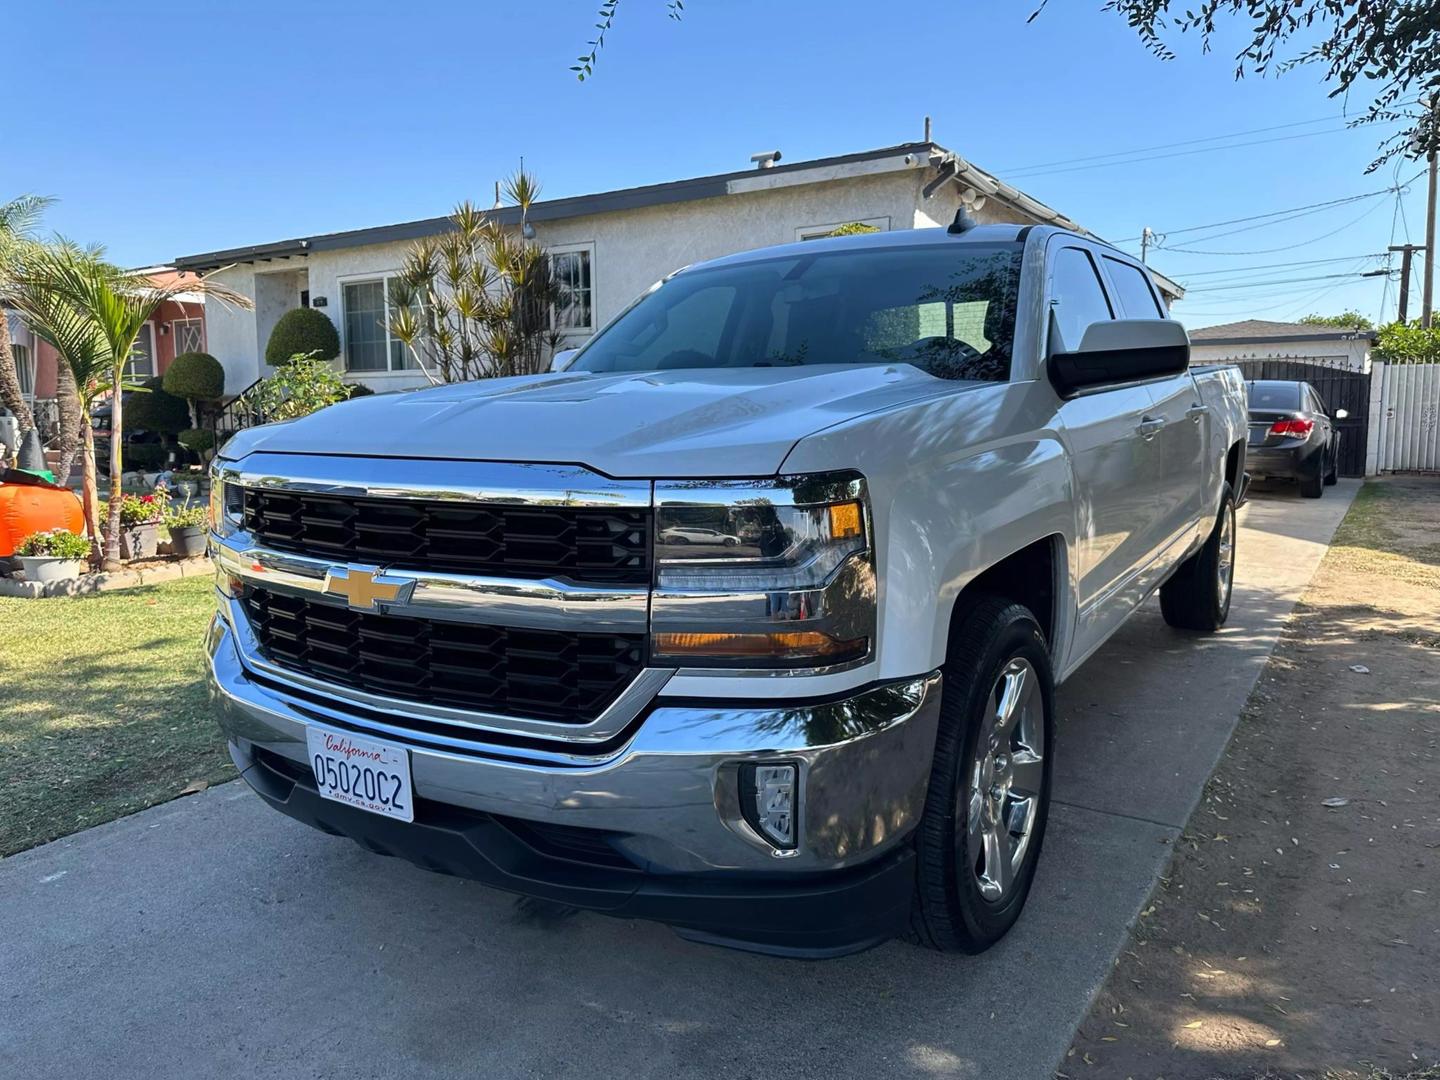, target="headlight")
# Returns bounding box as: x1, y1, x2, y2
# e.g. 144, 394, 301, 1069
208, 461, 243, 538
651, 472, 875, 669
